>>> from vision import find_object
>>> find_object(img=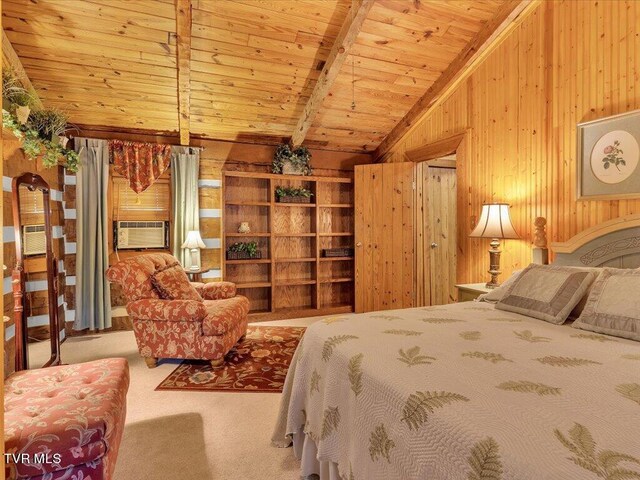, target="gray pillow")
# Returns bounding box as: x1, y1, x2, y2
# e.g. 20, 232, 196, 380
496, 263, 596, 324
573, 268, 640, 341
